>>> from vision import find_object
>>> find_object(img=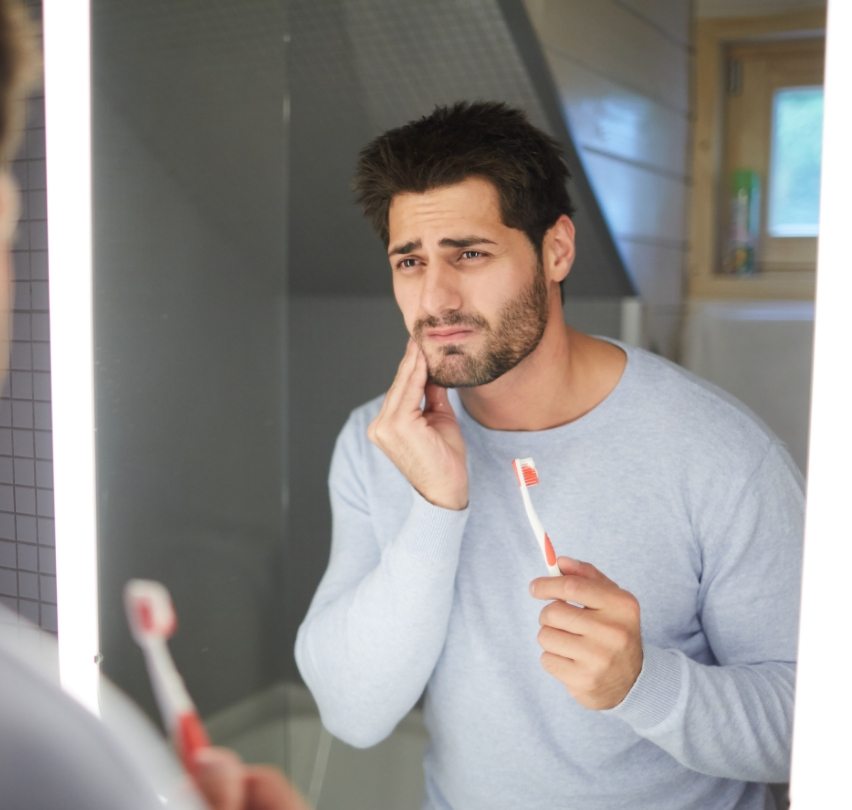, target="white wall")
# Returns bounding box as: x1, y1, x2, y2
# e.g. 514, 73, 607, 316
523, 0, 692, 358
